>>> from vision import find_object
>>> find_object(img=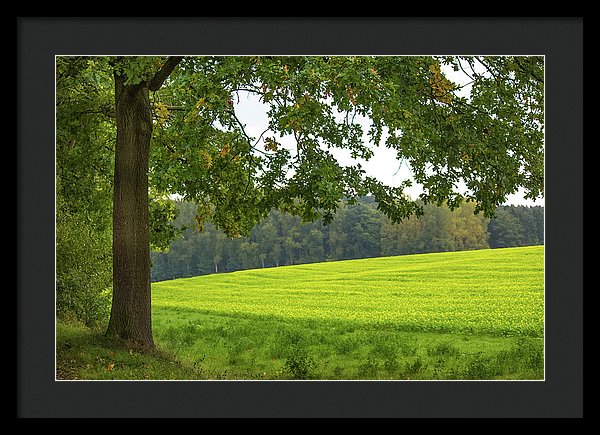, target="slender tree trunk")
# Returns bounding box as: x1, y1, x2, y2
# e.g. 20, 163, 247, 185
106, 73, 154, 347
